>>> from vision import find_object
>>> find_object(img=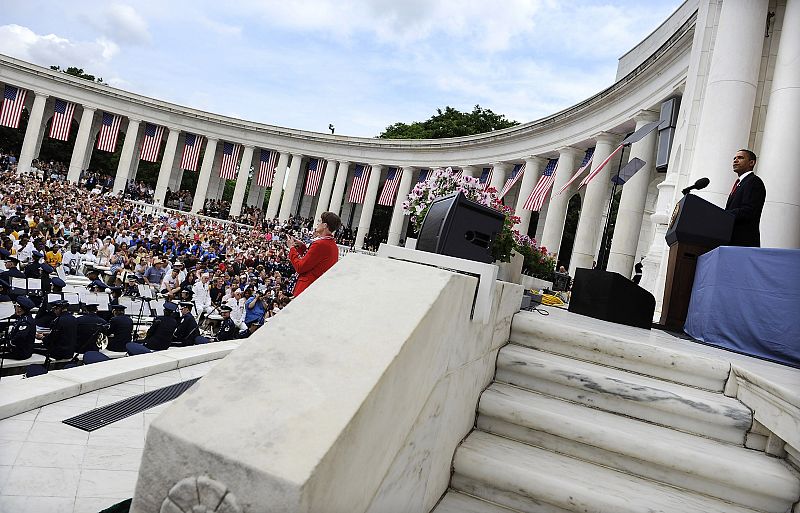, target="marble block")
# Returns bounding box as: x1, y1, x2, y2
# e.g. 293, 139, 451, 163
131, 255, 520, 513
